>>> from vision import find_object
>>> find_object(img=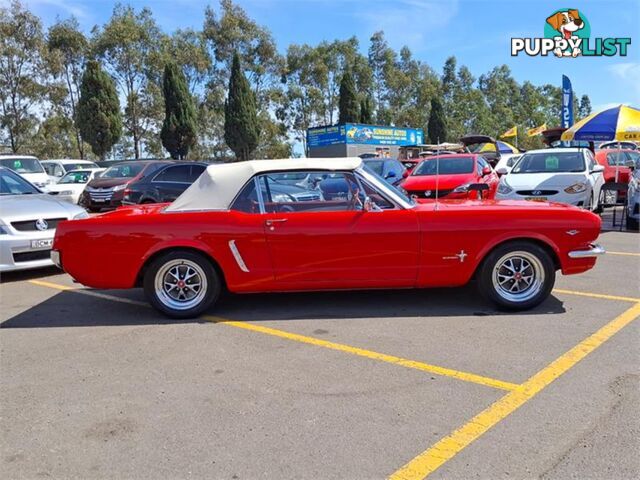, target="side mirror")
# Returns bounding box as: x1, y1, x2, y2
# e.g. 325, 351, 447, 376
385, 171, 397, 179
591, 164, 605, 173
496, 167, 508, 176
363, 196, 382, 212
482, 166, 492, 176
402, 171, 409, 179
